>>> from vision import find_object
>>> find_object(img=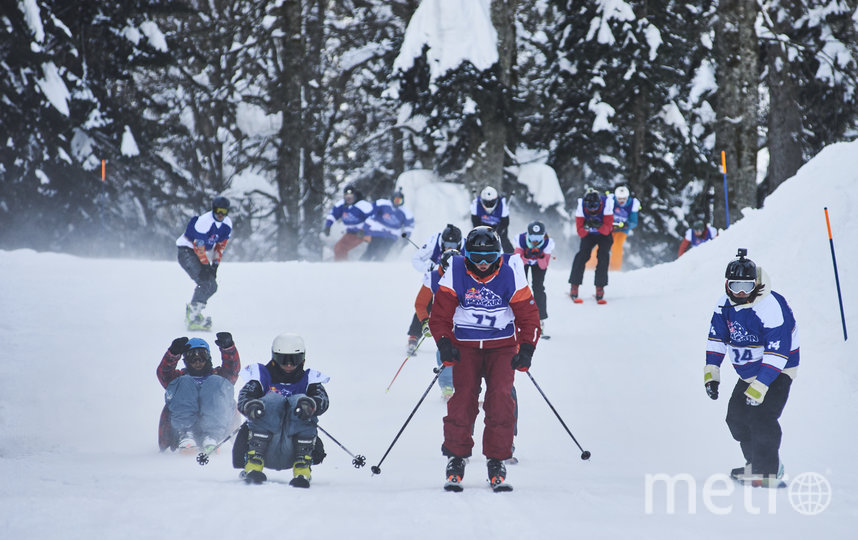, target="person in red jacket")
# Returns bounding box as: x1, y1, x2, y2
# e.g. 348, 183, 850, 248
429, 226, 540, 491
568, 188, 614, 303
156, 333, 240, 454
